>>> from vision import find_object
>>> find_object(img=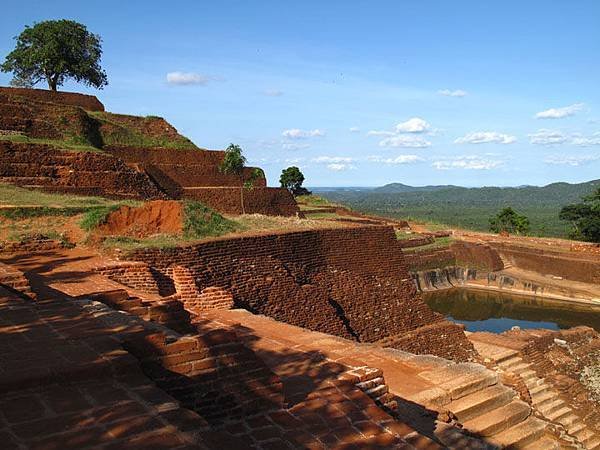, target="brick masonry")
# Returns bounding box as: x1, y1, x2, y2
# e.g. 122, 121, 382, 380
126, 225, 477, 361
0, 86, 104, 111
